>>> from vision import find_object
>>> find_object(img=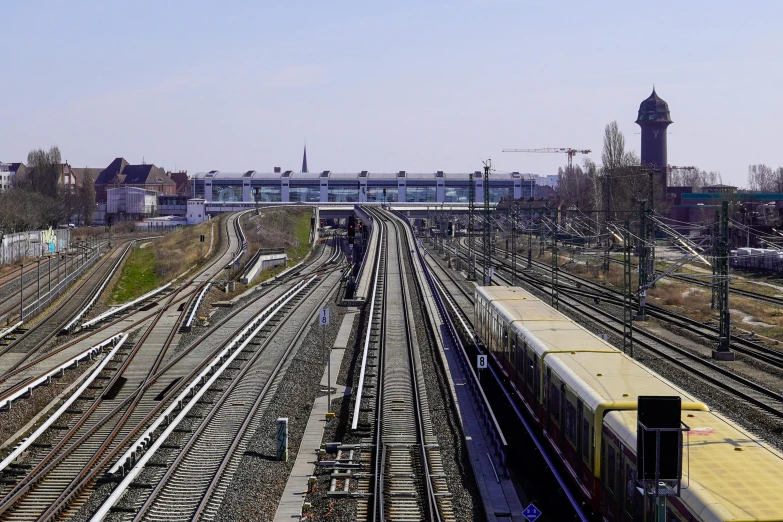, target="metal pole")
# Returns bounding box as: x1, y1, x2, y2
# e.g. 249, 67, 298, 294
47, 255, 51, 301
467, 172, 476, 281
37, 259, 40, 309
325, 319, 330, 414
623, 221, 634, 357
19, 264, 23, 321
714, 200, 733, 359
483, 162, 491, 285
527, 204, 532, 269
511, 205, 517, 285
552, 210, 559, 310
